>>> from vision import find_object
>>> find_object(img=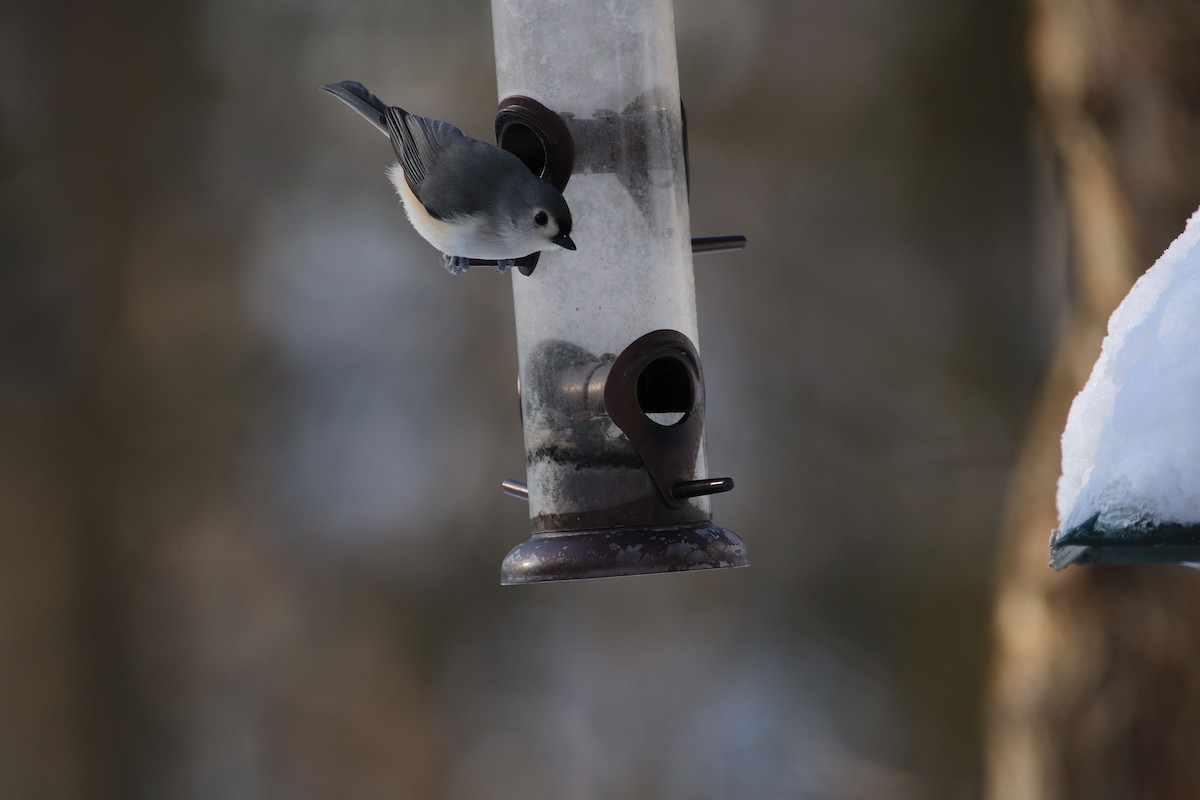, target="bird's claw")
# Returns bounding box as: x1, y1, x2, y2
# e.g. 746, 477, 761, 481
442, 253, 471, 275
495, 259, 515, 274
